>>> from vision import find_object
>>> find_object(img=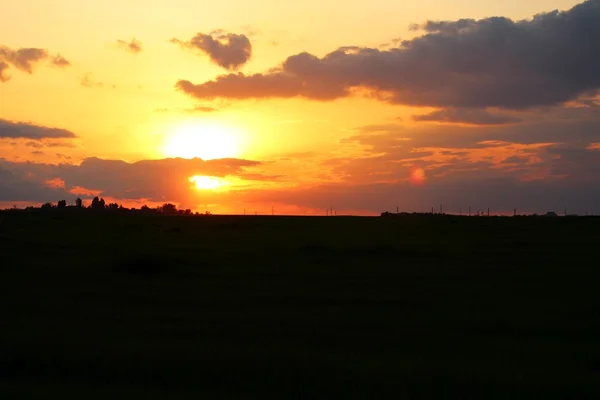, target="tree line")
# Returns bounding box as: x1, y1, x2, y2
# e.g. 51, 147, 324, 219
29, 196, 210, 215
